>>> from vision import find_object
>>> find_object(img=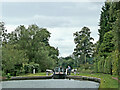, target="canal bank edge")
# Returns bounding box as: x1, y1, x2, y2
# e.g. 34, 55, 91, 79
3, 76, 53, 81
66, 75, 101, 83
3, 75, 101, 84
